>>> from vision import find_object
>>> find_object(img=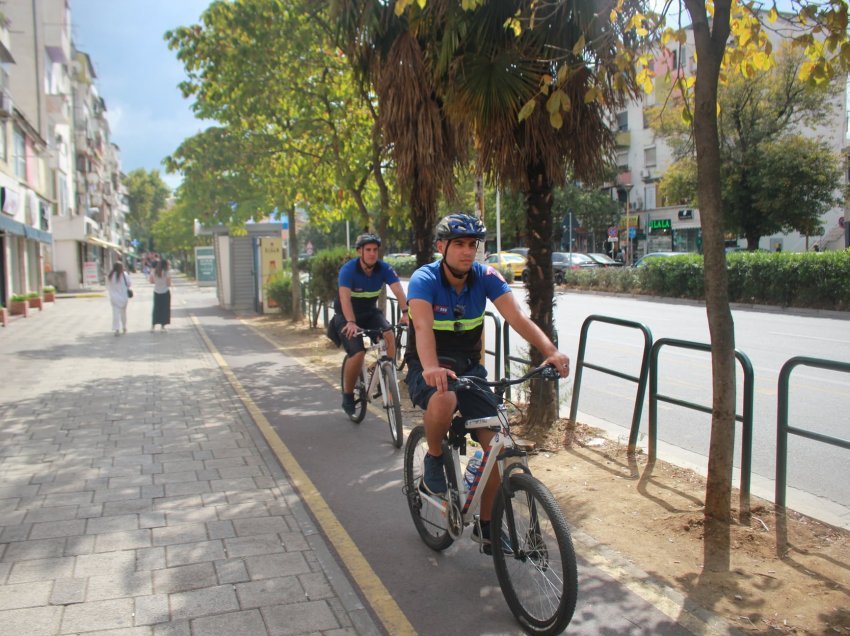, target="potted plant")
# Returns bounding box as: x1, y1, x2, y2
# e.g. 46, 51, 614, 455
26, 291, 42, 311
9, 294, 28, 317
43, 285, 56, 302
